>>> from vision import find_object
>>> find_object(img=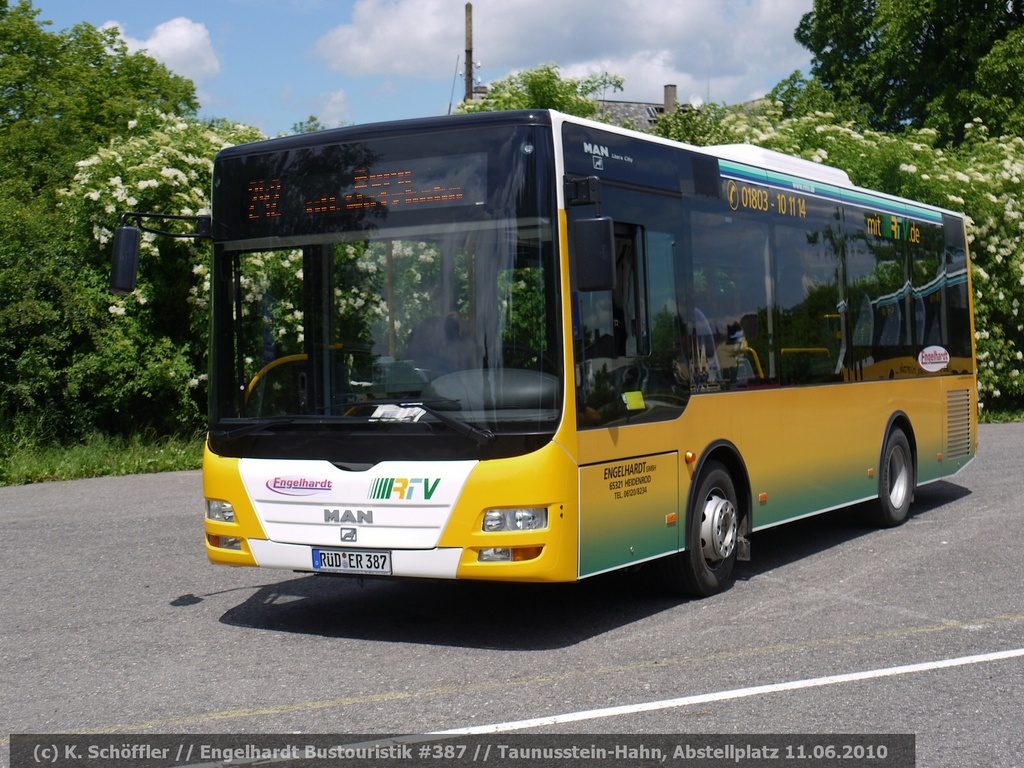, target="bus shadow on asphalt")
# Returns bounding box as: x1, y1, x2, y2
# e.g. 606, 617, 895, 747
217, 569, 679, 650
735, 479, 972, 581
215, 480, 970, 650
